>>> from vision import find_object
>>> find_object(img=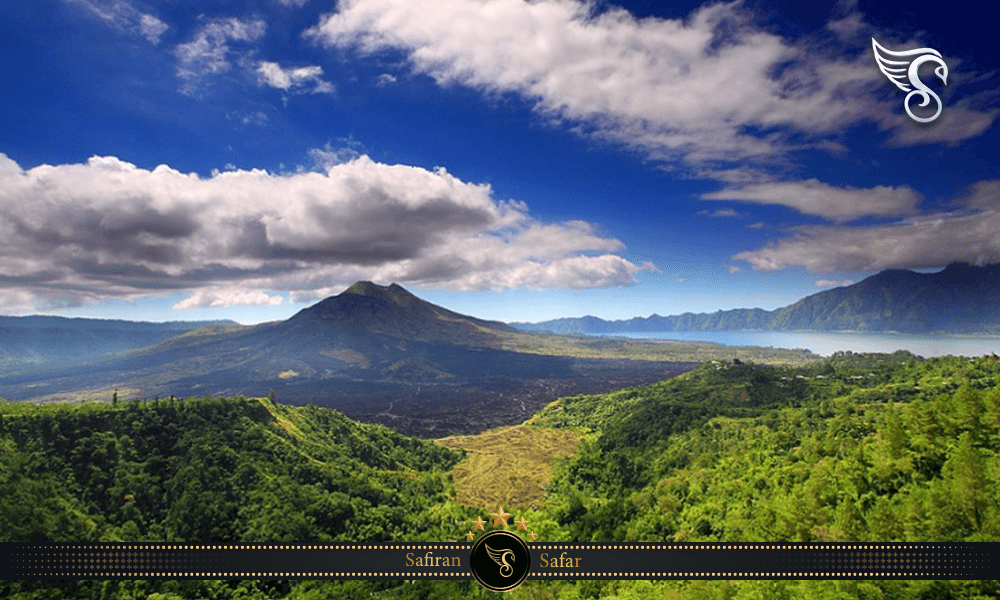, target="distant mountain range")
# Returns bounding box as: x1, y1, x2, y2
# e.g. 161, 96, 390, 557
0, 315, 239, 371
0, 281, 694, 436
511, 263, 1000, 335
